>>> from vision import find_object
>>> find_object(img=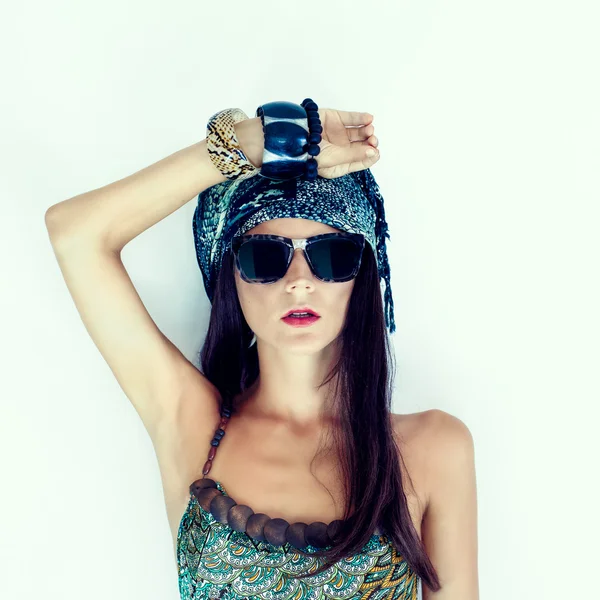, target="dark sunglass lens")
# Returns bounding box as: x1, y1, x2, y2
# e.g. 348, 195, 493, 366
238, 239, 289, 281
308, 238, 361, 280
